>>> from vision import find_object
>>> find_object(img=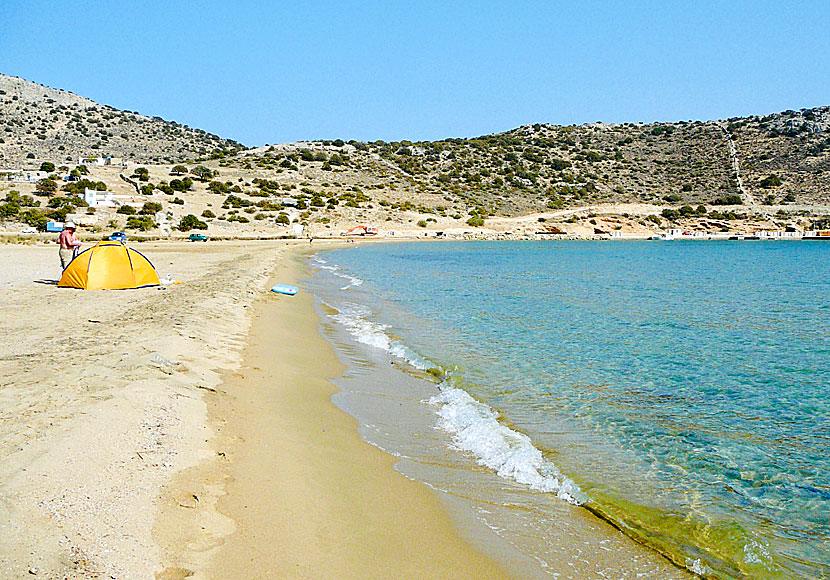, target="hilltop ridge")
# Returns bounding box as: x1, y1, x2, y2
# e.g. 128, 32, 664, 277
1, 73, 829, 239
0, 74, 243, 166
